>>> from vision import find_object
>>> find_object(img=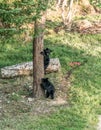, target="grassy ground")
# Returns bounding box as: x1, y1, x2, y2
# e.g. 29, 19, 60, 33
0, 38, 32, 68
0, 31, 101, 130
